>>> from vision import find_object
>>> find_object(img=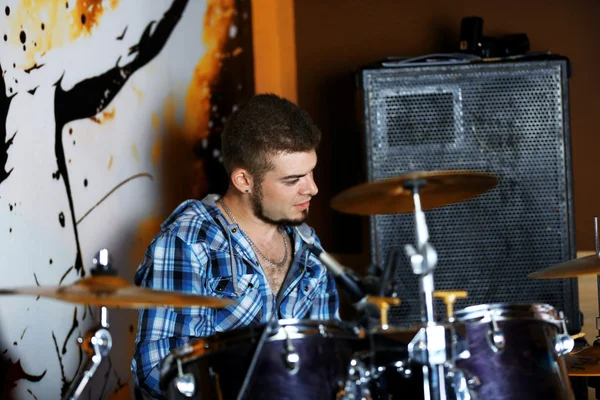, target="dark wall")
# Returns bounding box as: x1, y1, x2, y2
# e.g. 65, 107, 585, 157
295, 0, 600, 264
